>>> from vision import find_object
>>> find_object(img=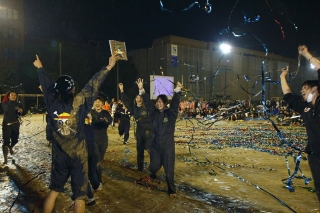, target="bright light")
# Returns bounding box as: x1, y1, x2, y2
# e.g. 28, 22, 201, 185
310, 64, 315, 69
220, 43, 231, 54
